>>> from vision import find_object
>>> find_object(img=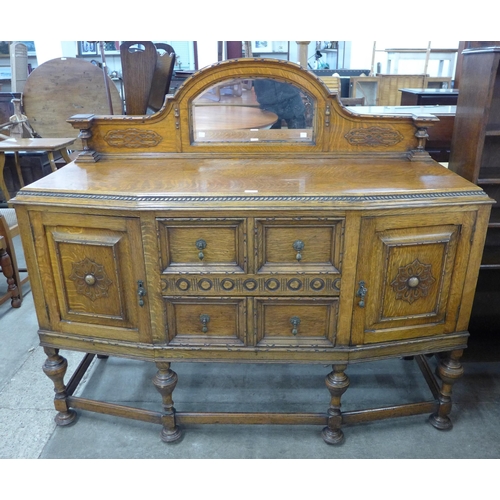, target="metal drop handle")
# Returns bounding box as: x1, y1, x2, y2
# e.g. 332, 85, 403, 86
196, 239, 207, 260
137, 280, 147, 307
293, 240, 305, 261
356, 280, 367, 308
290, 316, 301, 335
200, 314, 210, 333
